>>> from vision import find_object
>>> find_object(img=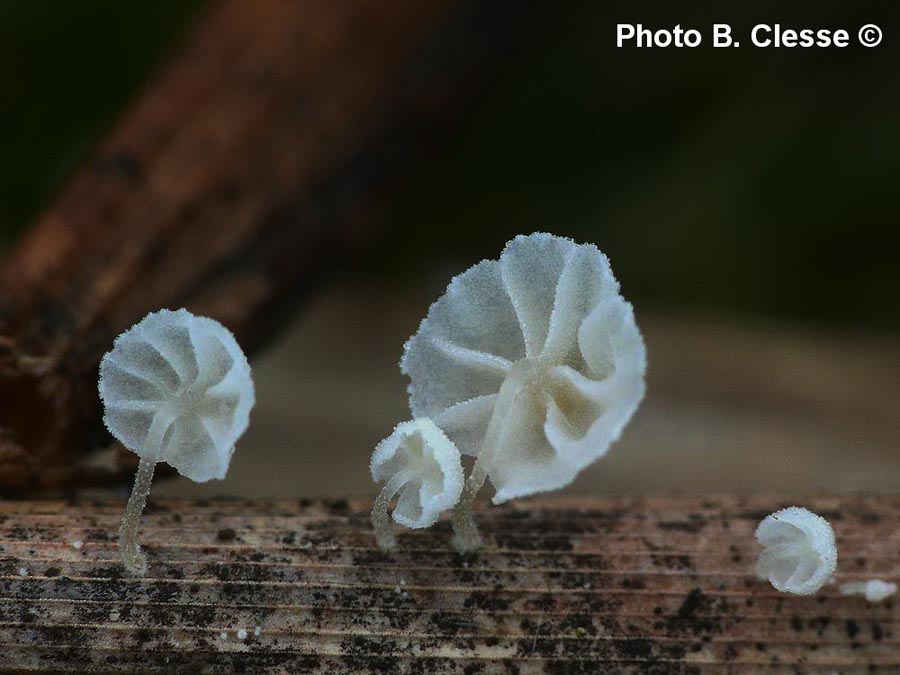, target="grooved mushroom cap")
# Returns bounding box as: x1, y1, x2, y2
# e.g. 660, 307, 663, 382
756, 507, 837, 596
370, 419, 464, 529
99, 309, 255, 482
401, 232, 646, 504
